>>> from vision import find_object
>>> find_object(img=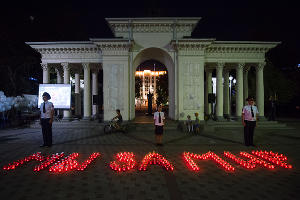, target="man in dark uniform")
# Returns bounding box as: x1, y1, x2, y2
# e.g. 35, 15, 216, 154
40, 92, 54, 147
242, 96, 259, 146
